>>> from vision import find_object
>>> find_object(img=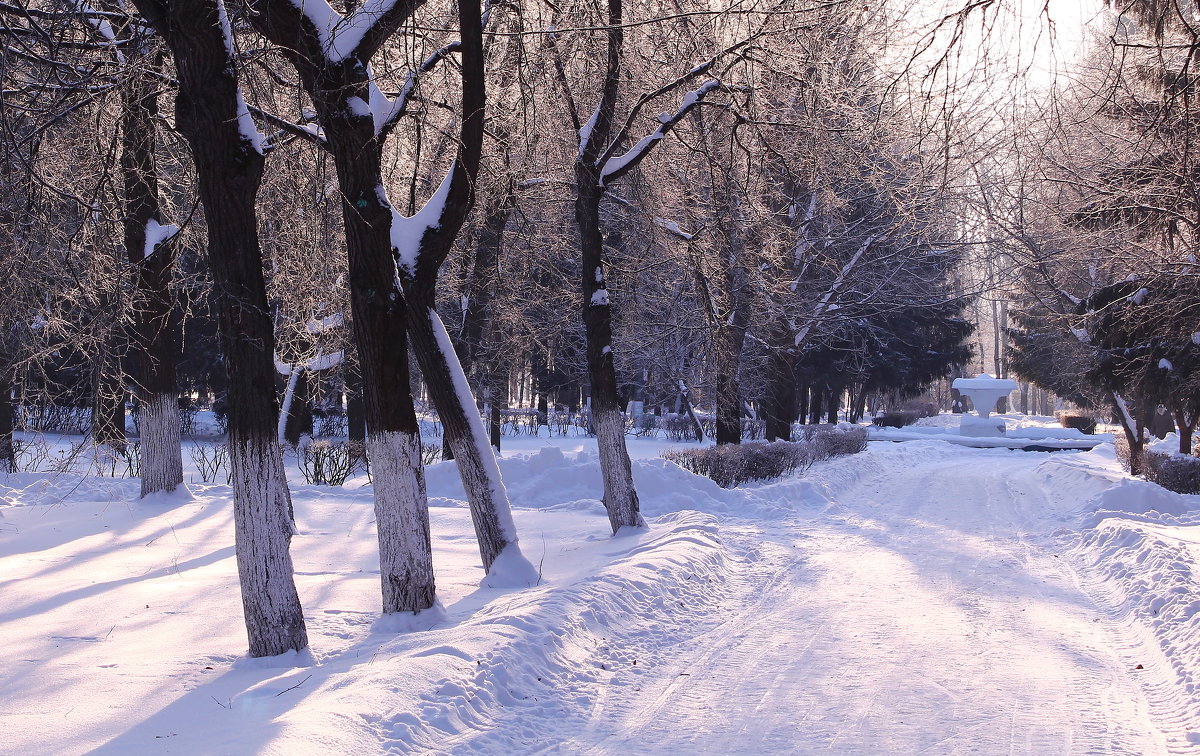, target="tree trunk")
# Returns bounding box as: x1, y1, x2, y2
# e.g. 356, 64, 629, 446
0, 371, 13, 473
121, 47, 183, 496
809, 388, 824, 426
1171, 407, 1195, 455
91, 346, 126, 453
325, 101, 435, 612
714, 325, 744, 445
406, 295, 524, 570
576, 179, 642, 532
134, 0, 307, 656
1110, 392, 1146, 477
851, 387, 868, 424
282, 369, 312, 447
764, 348, 796, 442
